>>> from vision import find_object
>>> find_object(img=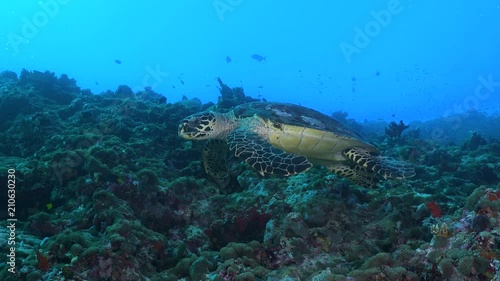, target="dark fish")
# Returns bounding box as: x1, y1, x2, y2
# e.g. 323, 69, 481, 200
180, 80, 184, 85
251, 54, 266, 62
258, 86, 263, 88
172, 85, 176, 88
376, 71, 380, 76
114, 59, 121, 64
262, 98, 267, 102
95, 81, 99, 85
226, 56, 232, 63
351, 77, 356, 82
